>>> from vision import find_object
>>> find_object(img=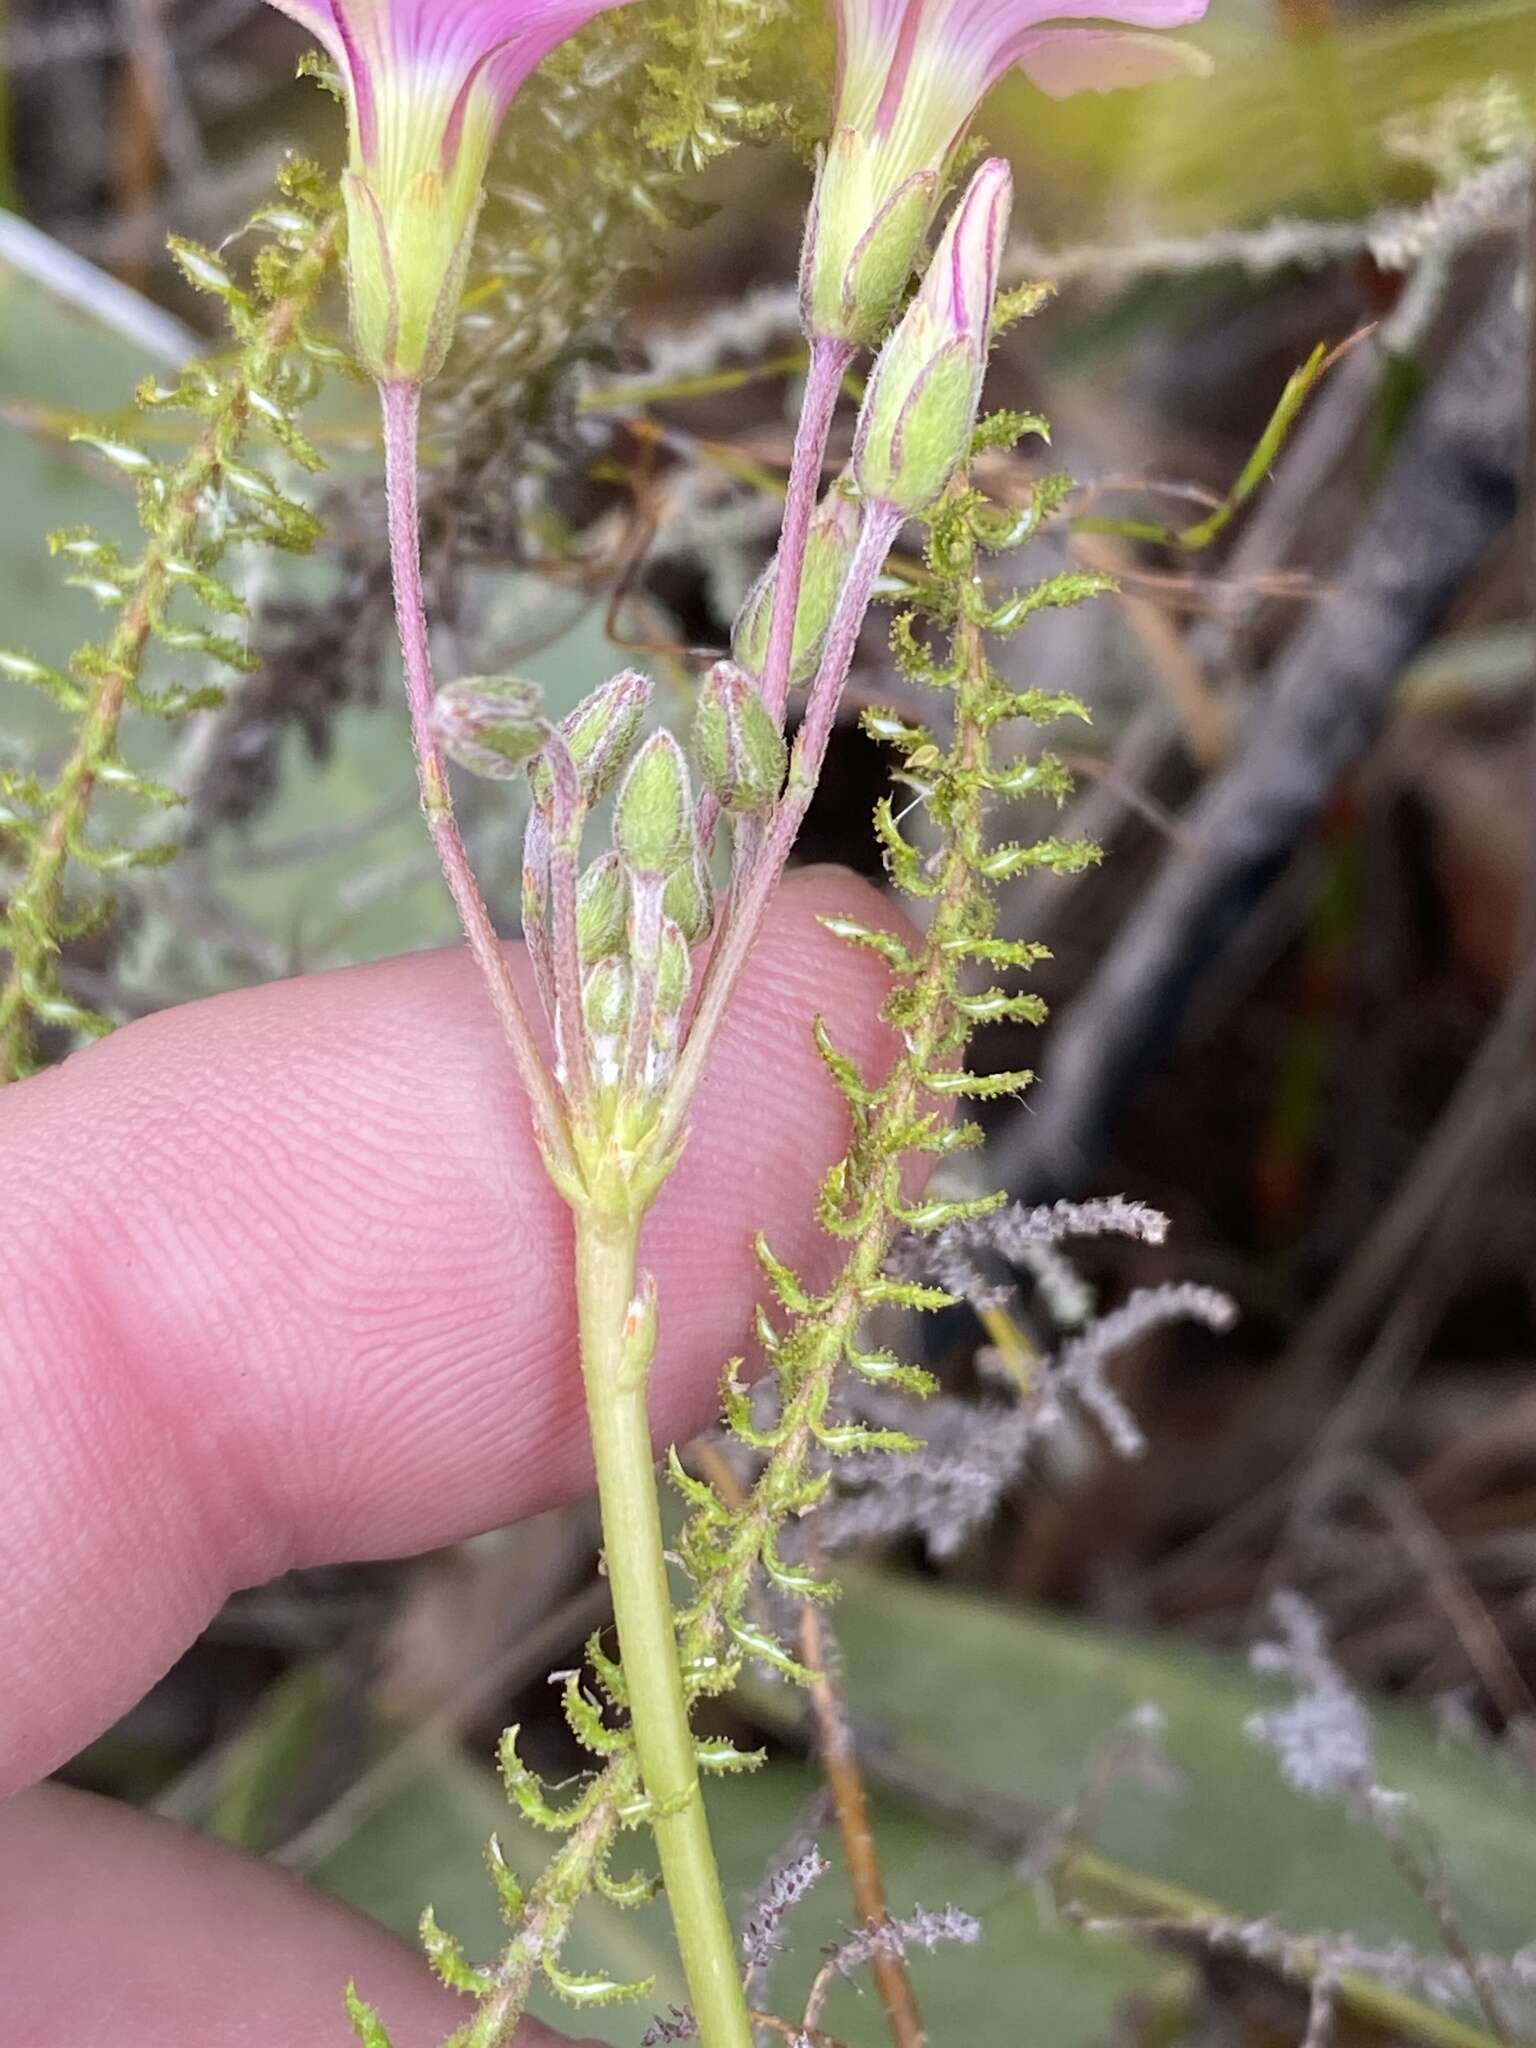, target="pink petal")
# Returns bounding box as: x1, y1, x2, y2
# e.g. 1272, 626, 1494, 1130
1009, 25, 1211, 97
